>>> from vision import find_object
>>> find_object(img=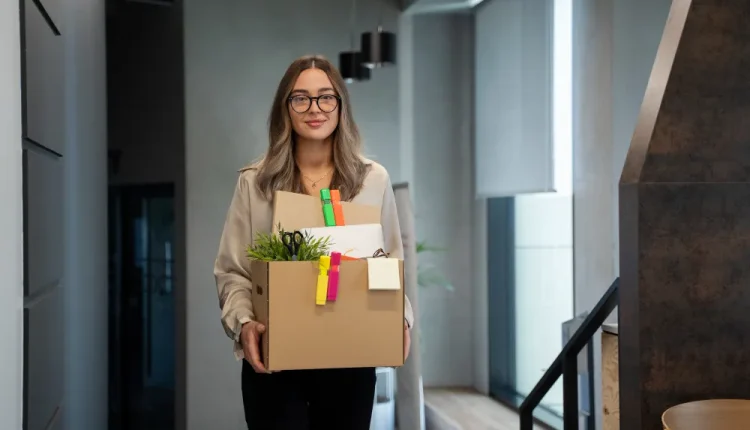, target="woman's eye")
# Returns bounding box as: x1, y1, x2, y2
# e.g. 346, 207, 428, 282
320, 95, 335, 101
291, 96, 307, 104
